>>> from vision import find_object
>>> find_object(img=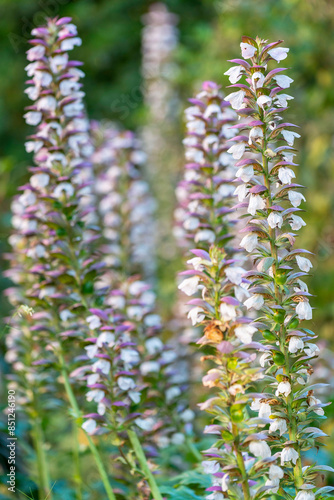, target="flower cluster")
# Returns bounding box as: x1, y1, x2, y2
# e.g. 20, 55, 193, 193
90, 122, 156, 280
87, 122, 193, 450
177, 81, 279, 500
141, 2, 178, 122
224, 37, 329, 498
175, 81, 237, 249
